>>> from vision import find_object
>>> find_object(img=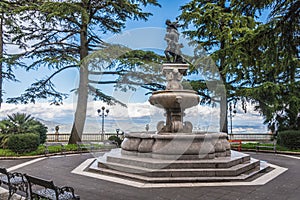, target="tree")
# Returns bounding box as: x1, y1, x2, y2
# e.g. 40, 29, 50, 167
179, 0, 257, 133
0, 0, 26, 108
7, 0, 161, 144
233, 0, 300, 131
0, 112, 47, 148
